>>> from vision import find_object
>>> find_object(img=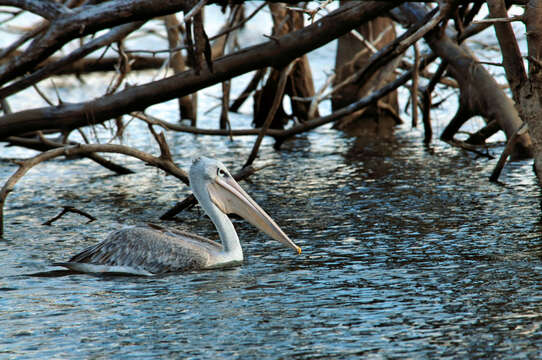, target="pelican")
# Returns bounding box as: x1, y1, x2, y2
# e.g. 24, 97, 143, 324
54, 156, 301, 275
